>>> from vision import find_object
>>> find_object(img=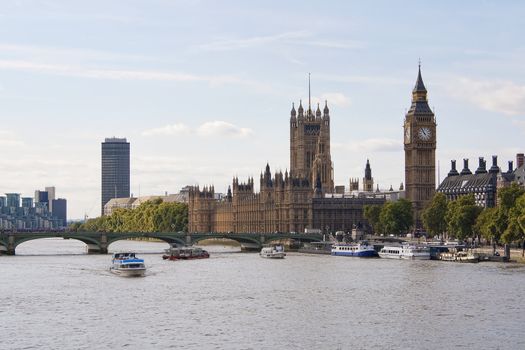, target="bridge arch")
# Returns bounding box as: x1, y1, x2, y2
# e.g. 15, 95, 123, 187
12, 236, 100, 255
191, 234, 262, 250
